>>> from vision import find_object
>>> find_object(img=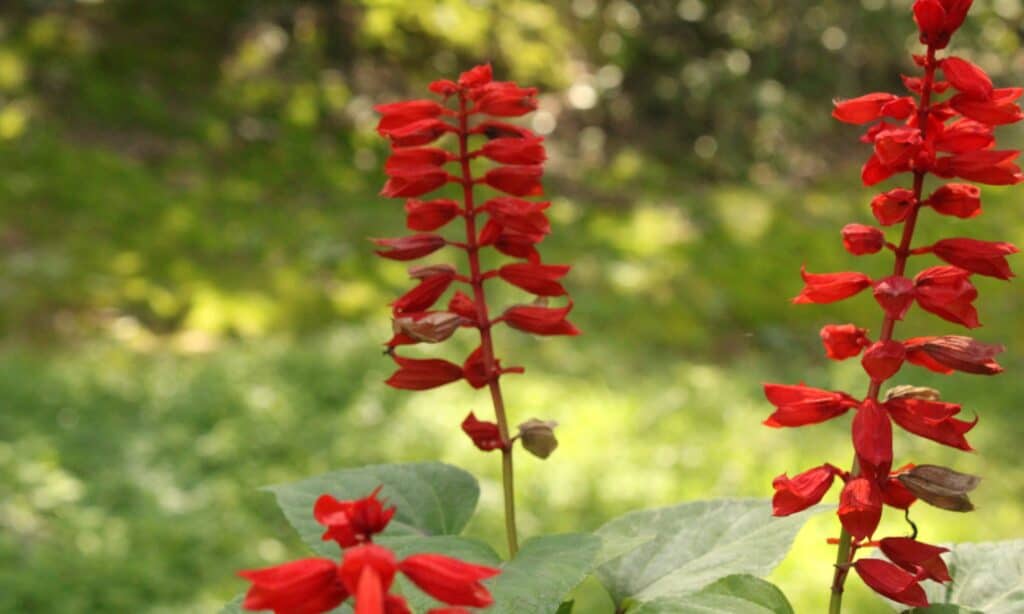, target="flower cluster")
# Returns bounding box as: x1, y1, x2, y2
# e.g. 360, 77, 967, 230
764, 0, 1019, 607
238, 488, 500, 614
